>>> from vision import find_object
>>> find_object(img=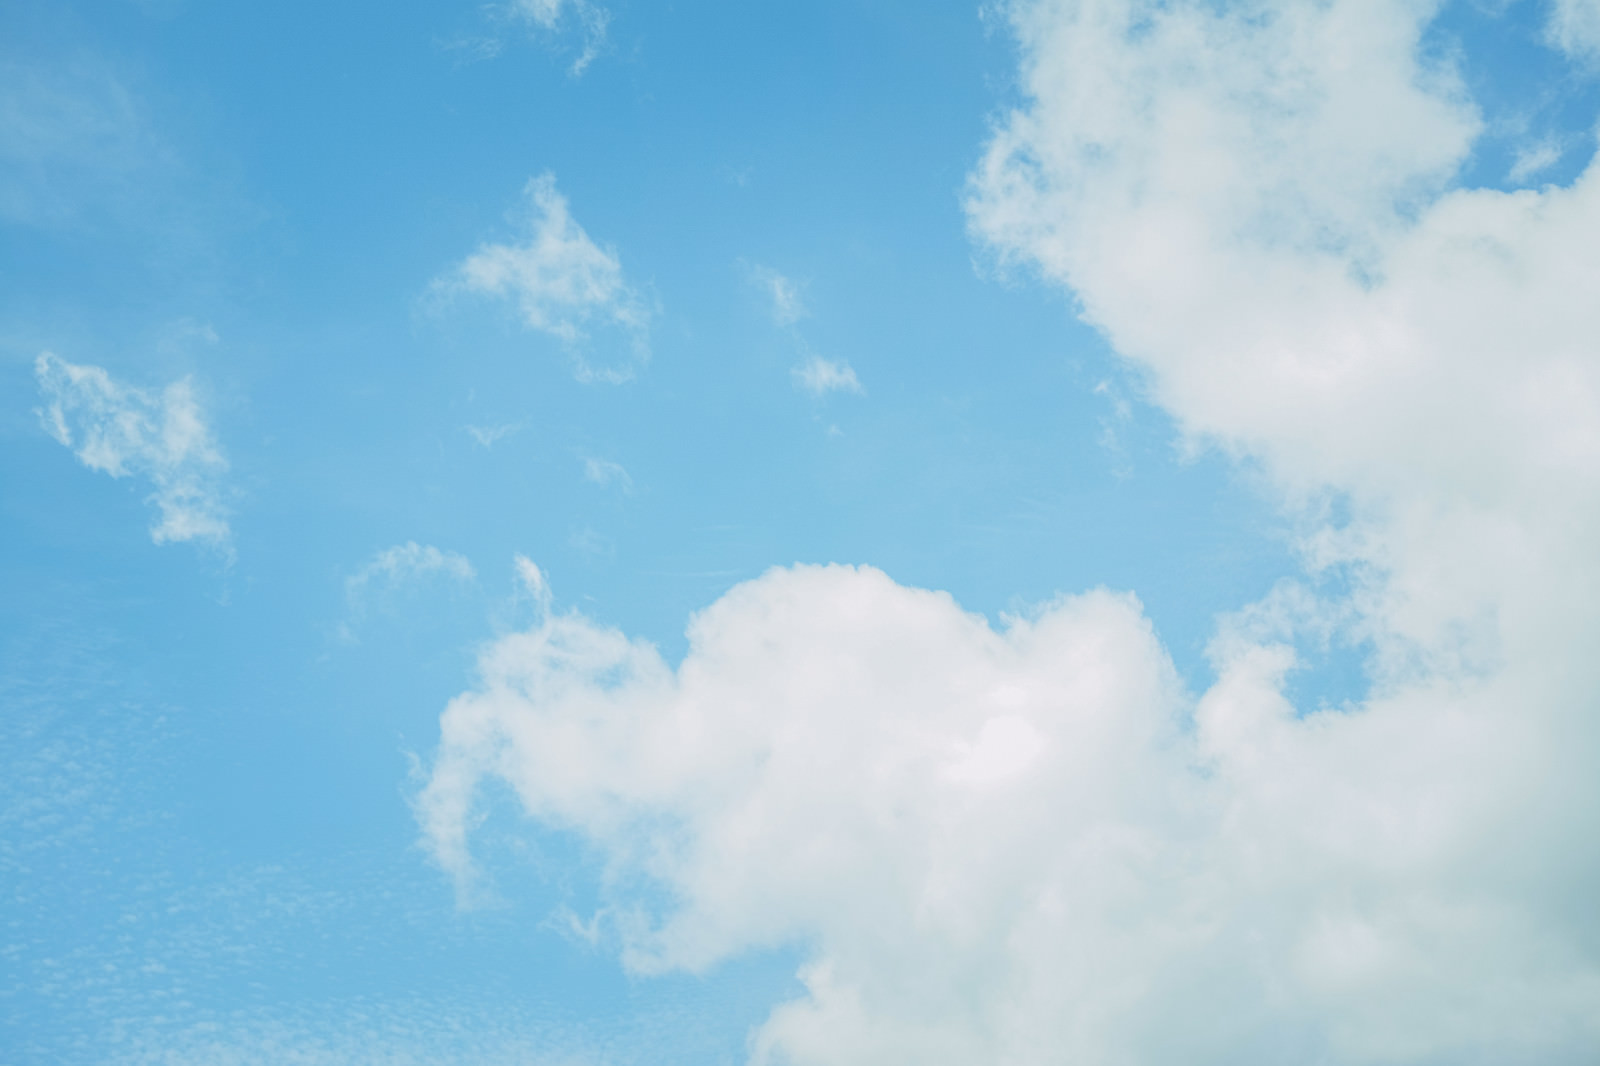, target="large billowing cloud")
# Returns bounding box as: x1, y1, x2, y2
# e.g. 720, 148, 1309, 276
421, 1, 1600, 1061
